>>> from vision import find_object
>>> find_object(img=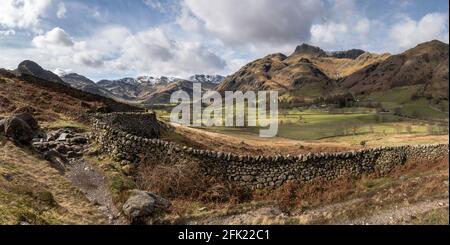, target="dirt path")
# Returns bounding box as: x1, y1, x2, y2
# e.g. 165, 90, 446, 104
65, 157, 127, 224
0, 140, 108, 224
184, 197, 448, 225
350, 198, 449, 225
